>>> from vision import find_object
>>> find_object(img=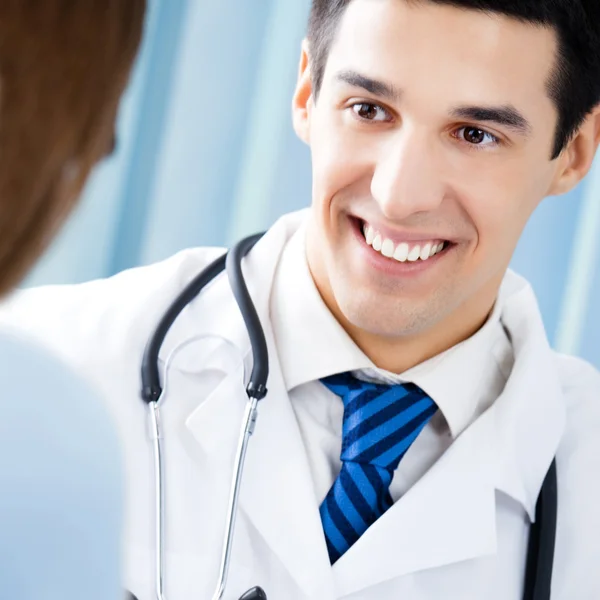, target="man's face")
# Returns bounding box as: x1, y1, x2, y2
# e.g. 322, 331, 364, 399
296, 0, 571, 347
